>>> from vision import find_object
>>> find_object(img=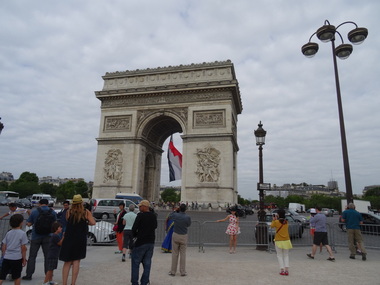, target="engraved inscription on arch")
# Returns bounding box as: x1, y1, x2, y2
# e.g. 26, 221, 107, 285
104, 115, 131, 132
103, 149, 123, 183
195, 146, 221, 182
193, 110, 225, 128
